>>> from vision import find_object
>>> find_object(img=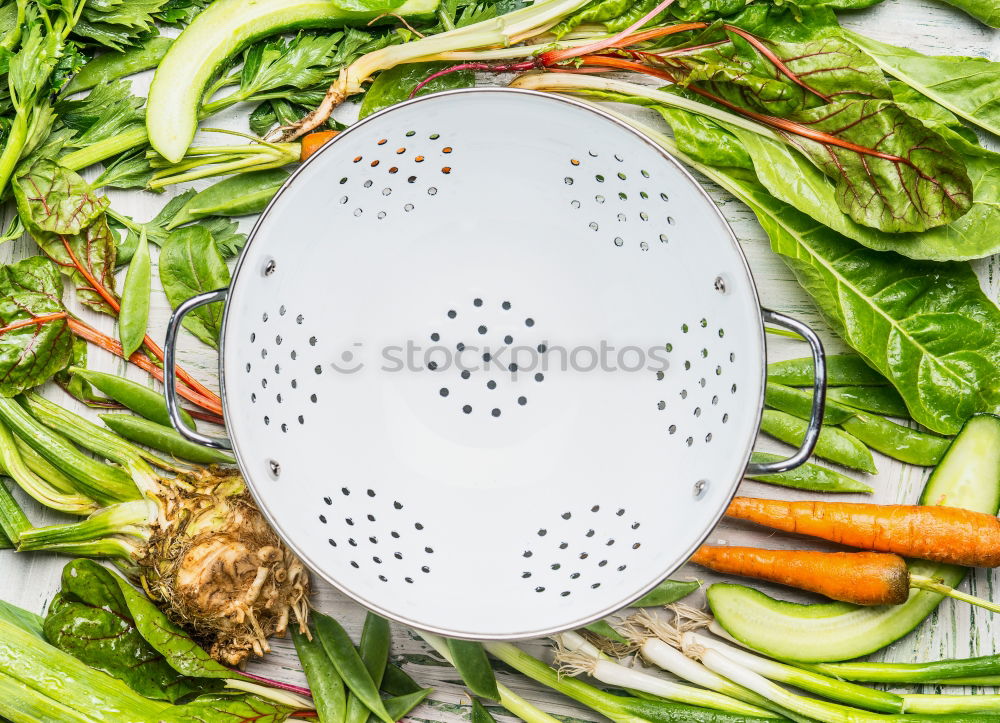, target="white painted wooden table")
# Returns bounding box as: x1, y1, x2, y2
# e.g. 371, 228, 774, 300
0, 3, 997, 720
